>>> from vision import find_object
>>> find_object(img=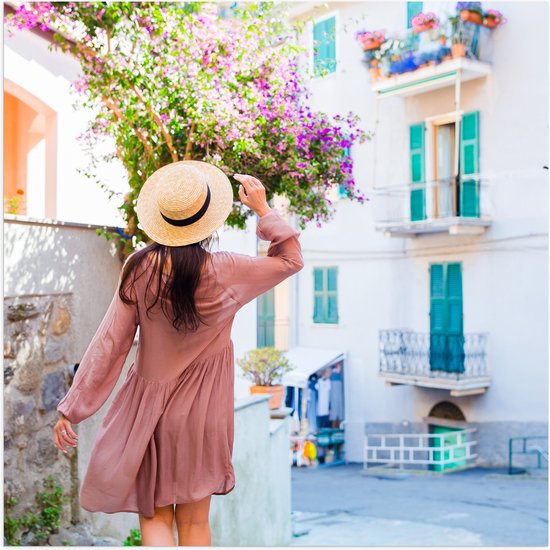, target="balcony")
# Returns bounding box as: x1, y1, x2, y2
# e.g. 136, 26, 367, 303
371, 57, 491, 99
373, 175, 492, 237
379, 329, 490, 396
